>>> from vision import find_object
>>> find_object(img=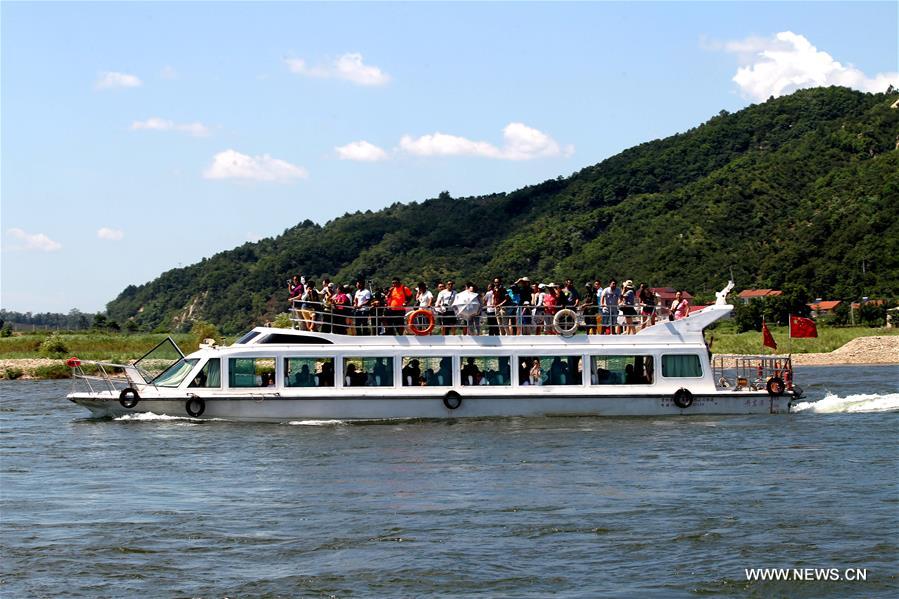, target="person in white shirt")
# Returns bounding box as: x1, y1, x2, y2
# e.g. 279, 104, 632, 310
353, 280, 372, 335
434, 280, 457, 335
415, 281, 433, 307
